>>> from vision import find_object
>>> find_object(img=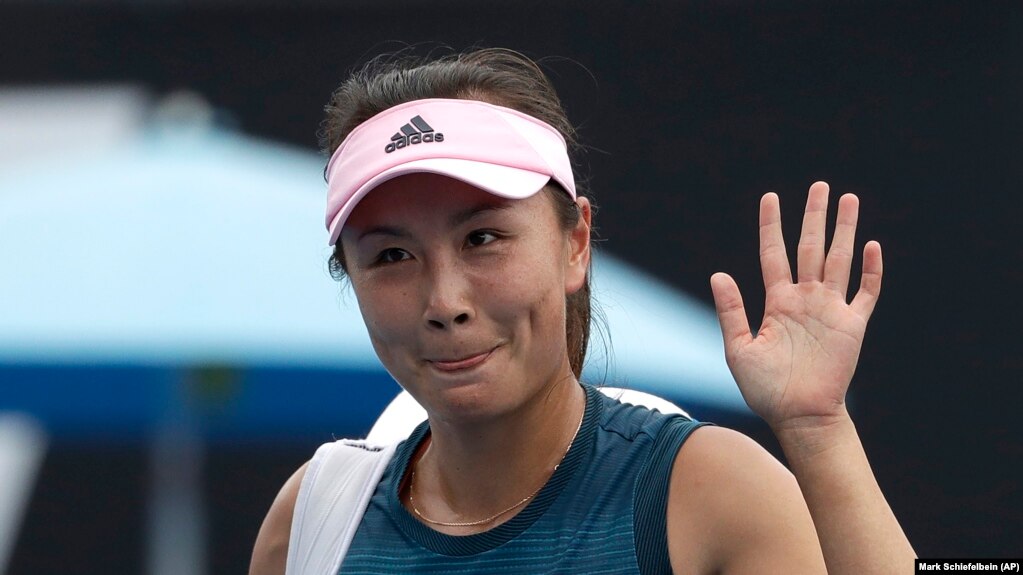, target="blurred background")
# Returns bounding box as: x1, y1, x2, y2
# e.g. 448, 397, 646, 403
0, 0, 1020, 573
